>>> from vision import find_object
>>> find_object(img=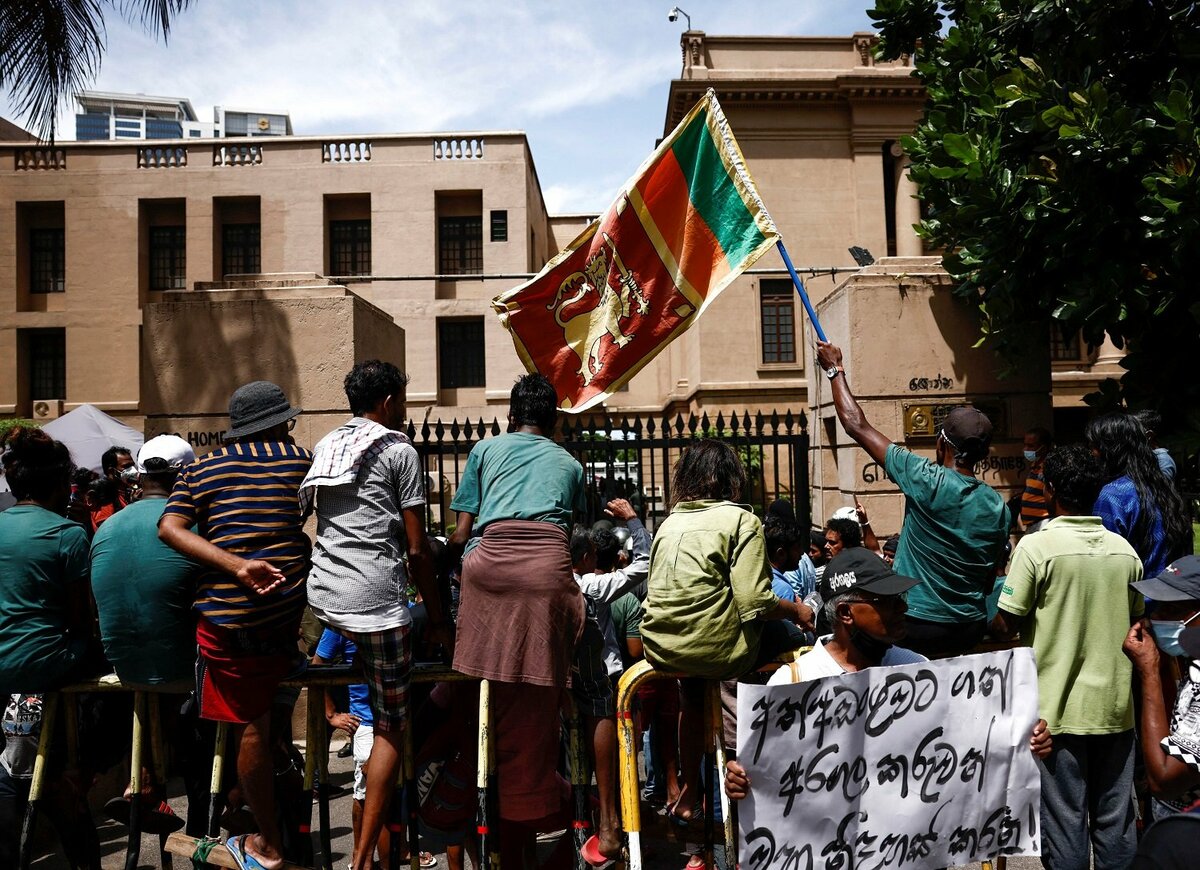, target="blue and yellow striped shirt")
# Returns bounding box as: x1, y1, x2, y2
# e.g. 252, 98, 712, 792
163, 441, 313, 630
